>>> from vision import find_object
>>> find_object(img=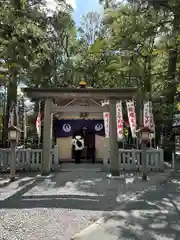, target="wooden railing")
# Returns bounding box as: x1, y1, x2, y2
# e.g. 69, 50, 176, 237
0, 145, 59, 172
103, 147, 164, 172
